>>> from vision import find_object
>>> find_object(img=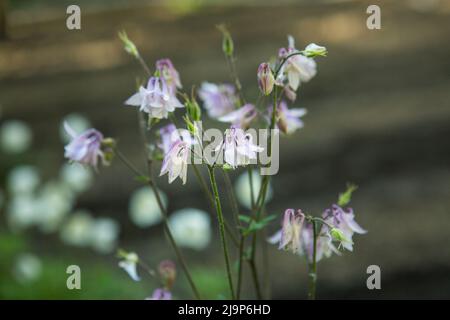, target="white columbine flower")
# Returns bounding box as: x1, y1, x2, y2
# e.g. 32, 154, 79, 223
198, 82, 237, 118
218, 103, 257, 129
60, 113, 91, 144
268, 101, 307, 135
160, 140, 190, 184
278, 35, 317, 91
218, 126, 263, 168
118, 252, 140, 281
125, 76, 184, 119
64, 123, 105, 168
129, 186, 168, 228
0, 120, 32, 154
168, 208, 211, 250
